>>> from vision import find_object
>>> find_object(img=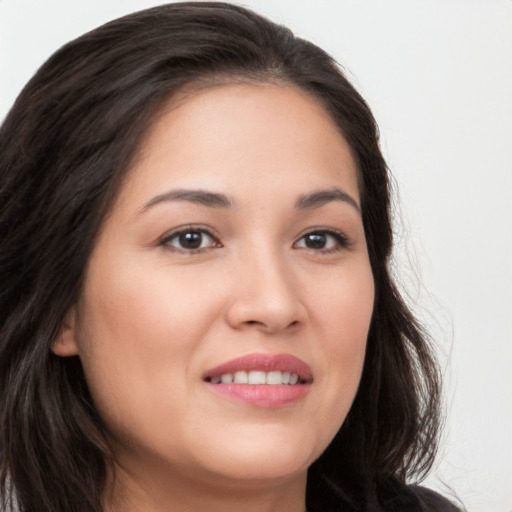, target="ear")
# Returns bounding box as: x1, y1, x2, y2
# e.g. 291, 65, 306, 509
51, 307, 80, 357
